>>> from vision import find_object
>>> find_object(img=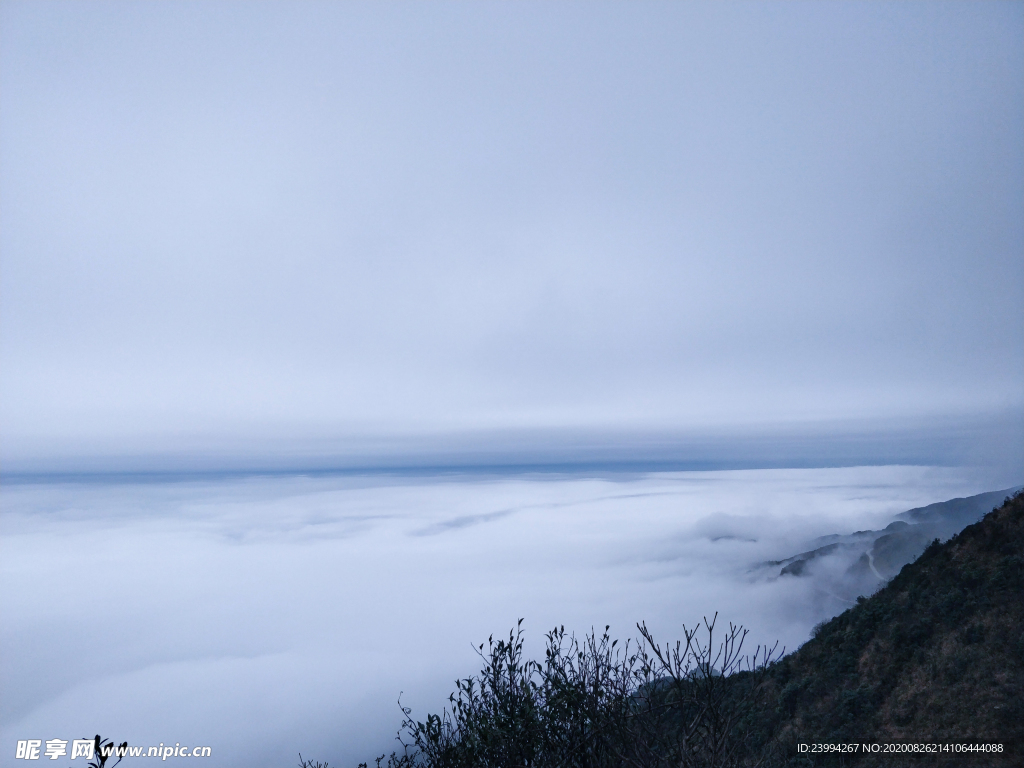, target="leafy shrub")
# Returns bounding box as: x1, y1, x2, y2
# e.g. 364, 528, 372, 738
375, 616, 780, 768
